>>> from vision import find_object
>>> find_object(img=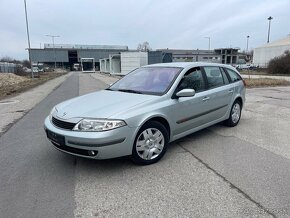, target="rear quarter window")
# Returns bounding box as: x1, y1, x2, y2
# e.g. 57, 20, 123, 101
224, 68, 242, 83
